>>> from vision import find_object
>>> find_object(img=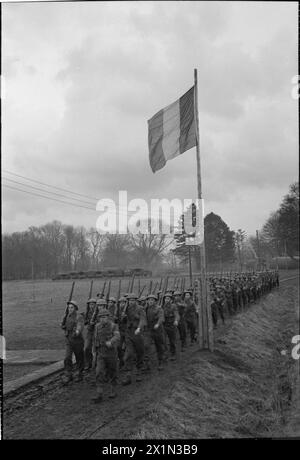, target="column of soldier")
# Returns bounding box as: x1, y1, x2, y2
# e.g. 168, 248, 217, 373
60, 270, 279, 403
